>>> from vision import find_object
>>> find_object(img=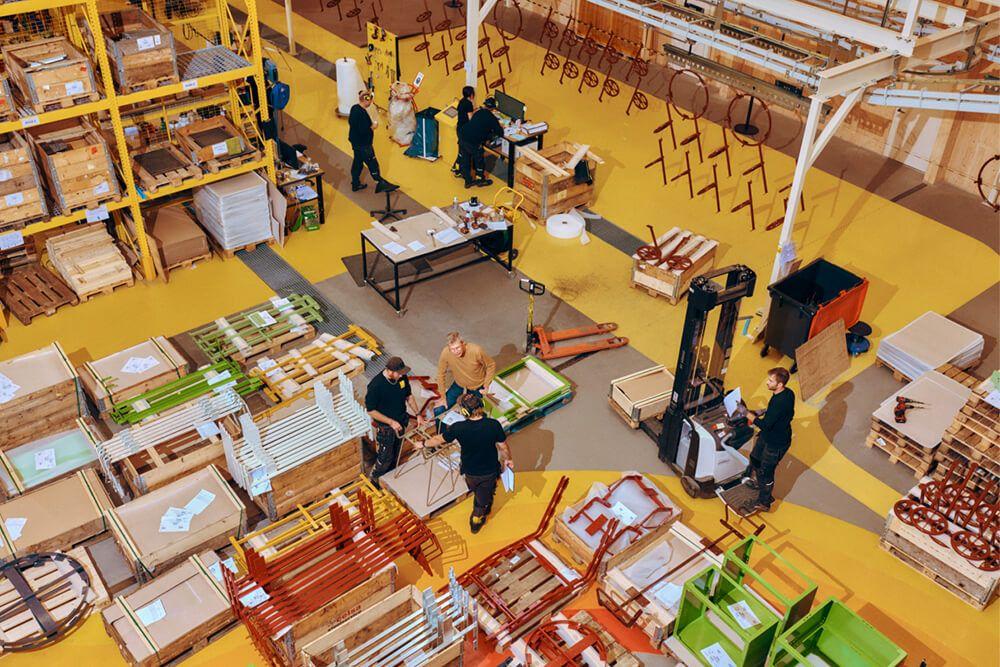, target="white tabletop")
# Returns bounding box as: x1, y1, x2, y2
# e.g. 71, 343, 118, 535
362, 204, 510, 263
